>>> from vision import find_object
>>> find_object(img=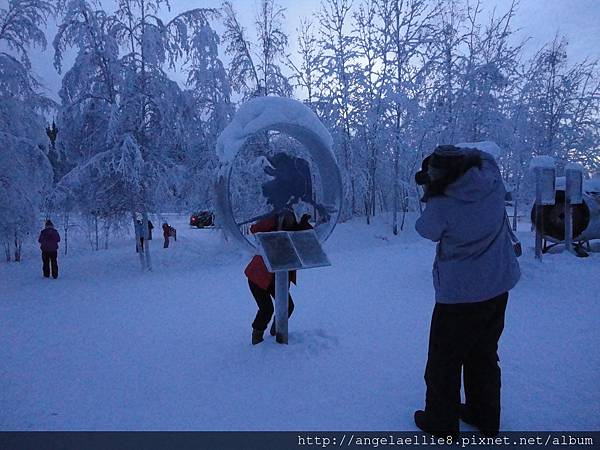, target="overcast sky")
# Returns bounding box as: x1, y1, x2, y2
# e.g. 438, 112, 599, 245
18, 0, 600, 101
